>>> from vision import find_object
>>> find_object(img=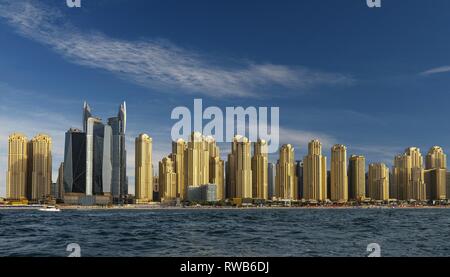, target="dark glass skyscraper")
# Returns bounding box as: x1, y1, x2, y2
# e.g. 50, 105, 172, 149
63, 128, 86, 193
89, 118, 112, 196
63, 102, 125, 202
108, 102, 127, 203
